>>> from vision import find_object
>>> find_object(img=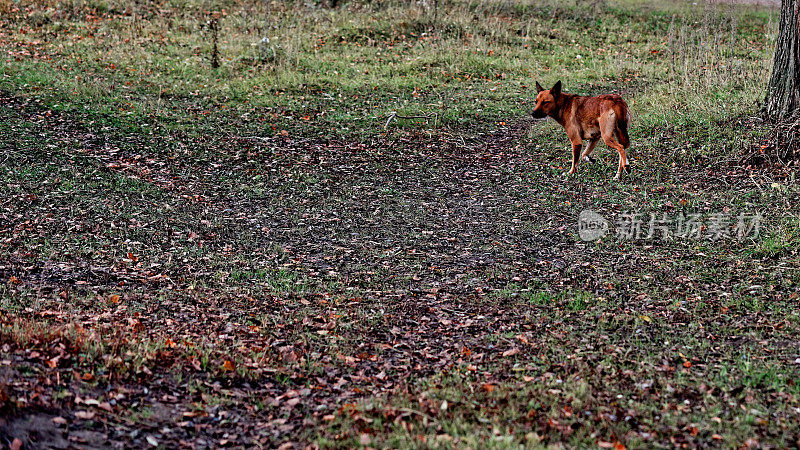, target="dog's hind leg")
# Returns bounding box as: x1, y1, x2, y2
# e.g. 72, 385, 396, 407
615, 110, 631, 174
580, 138, 599, 162
601, 115, 629, 180
601, 134, 627, 180
616, 133, 631, 175
603, 139, 627, 180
